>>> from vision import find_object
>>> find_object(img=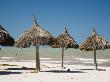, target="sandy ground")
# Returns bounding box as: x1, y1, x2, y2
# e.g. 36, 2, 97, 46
0, 59, 110, 82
